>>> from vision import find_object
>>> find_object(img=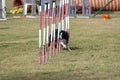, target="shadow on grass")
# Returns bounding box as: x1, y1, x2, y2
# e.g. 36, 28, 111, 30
63, 46, 82, 52
0, 27, 9, 30
0, 44, 9, 47
1, 70, 119, 80
70, 47, 82, 50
